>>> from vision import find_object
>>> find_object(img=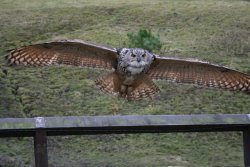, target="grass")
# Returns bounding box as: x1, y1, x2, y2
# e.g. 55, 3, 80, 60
0, 0, 250, 166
